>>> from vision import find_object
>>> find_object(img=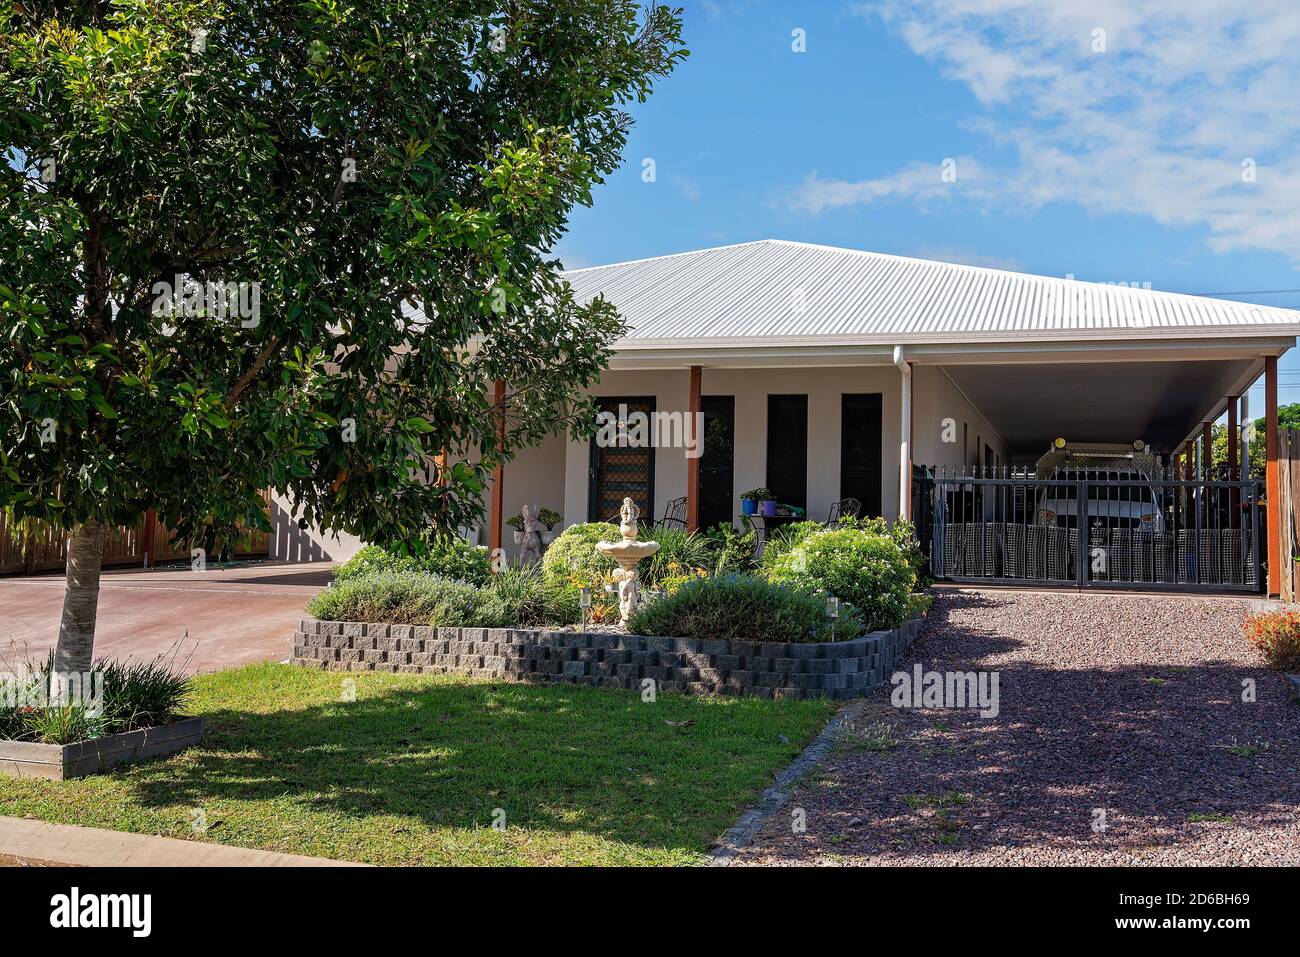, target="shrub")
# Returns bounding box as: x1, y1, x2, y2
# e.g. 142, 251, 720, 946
333, 537, 492, 586
309, 566, 591, 629
701, 522, 755, 575
839, 515, 928, 585
308, 570, 512, 627
907, 591, 934, 618
97, 656, 193, 732
1243, 611, 1300, 673
628, 574, 862, 644
756, 520, 823, 572
766, 528, 915, 632
541, 522, 619, 588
